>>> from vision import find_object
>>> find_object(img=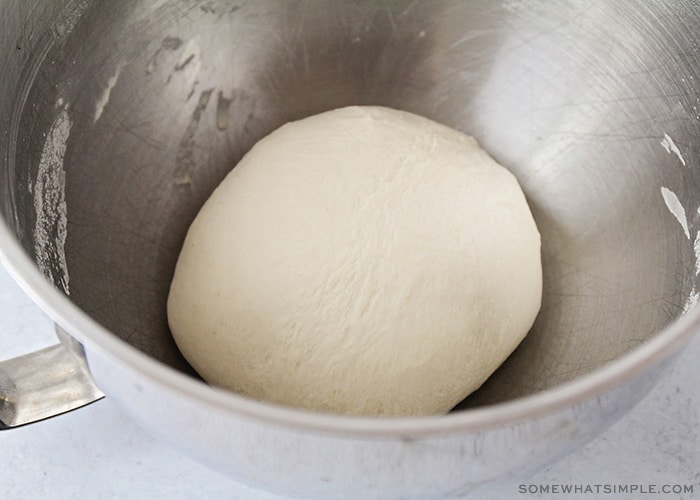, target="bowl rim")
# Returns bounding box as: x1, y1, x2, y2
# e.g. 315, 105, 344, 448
1, 218, 698, 436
